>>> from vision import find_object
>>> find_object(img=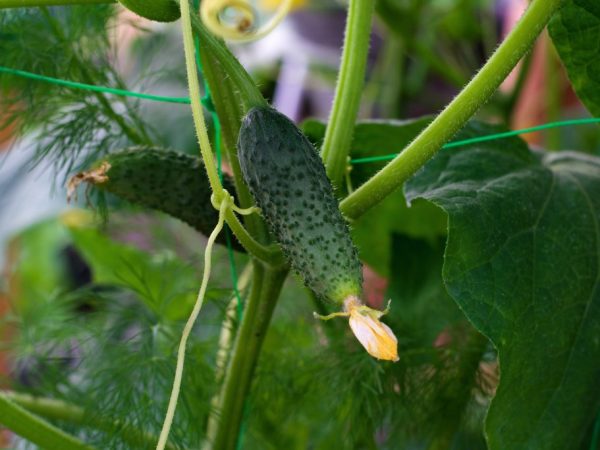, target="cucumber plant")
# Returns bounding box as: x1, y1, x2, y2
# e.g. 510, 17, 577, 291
1, 0, 599, 450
